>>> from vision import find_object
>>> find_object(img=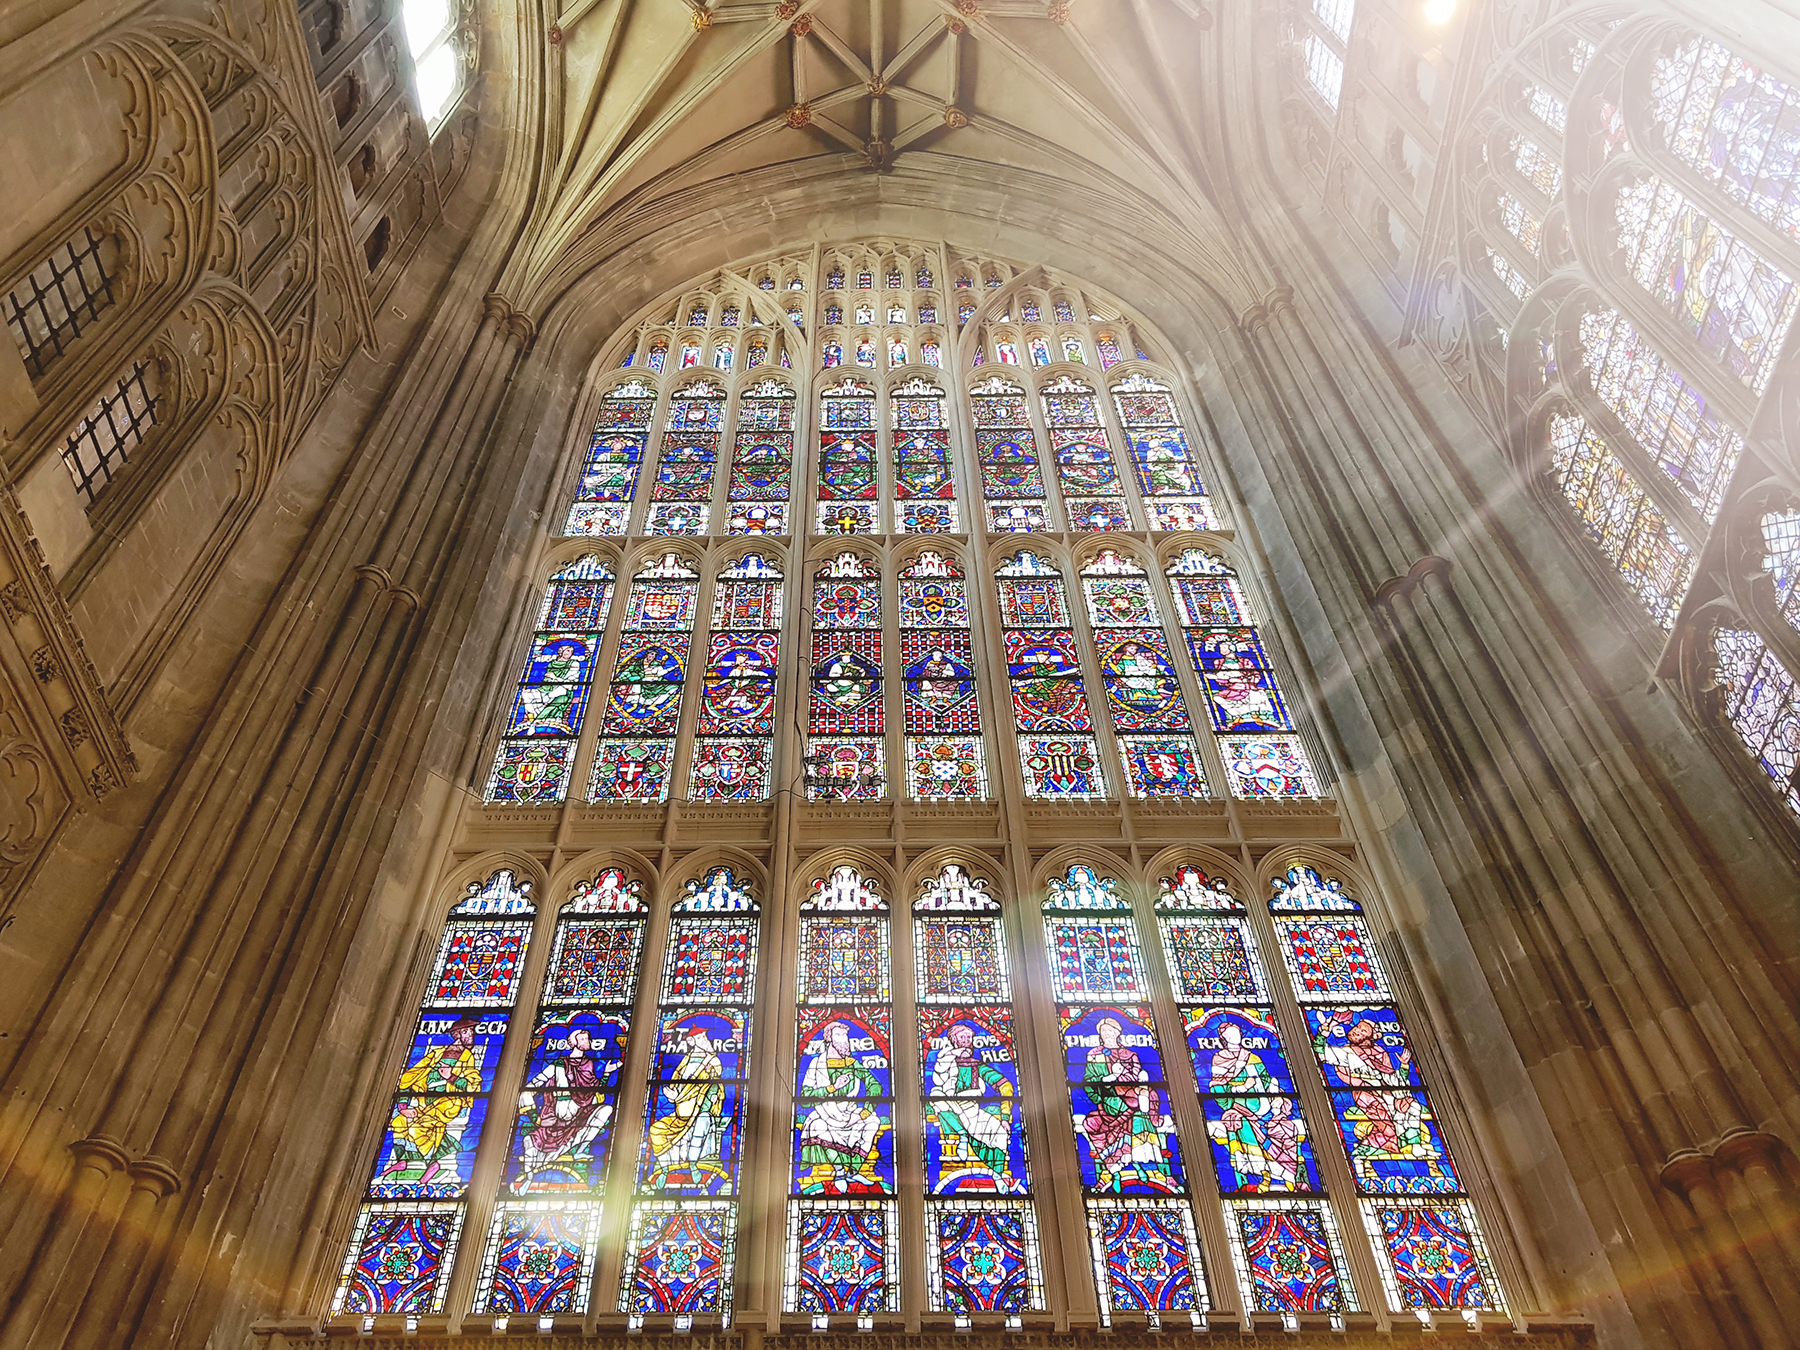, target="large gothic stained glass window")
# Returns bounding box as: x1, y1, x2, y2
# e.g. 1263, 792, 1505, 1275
591, 553, 701, 803
890, 377, 959, 533
916, 864, 1045, 1317
727, 378, 795, 536
689, 554, 783, 801
785, 866, 899, 1321
486, 556, 615, 803
817, 378, 879, 535
1167, 550, 1320, 798
1044, 864, 1207, 1328
475, 871, 648, 1317
1080, 549, 1208, 798
807, 552, 886, 800
568, 381, 655, 535
997, 551, 1106, 800
621, 868, 760, 1324
971, 375, 1050, 533
1153, 867, 1354, 1315
900, 552, 988, 800
1267, 866, 1503, 1314
647, 379, 725, 536
333, 872, 534, 1317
